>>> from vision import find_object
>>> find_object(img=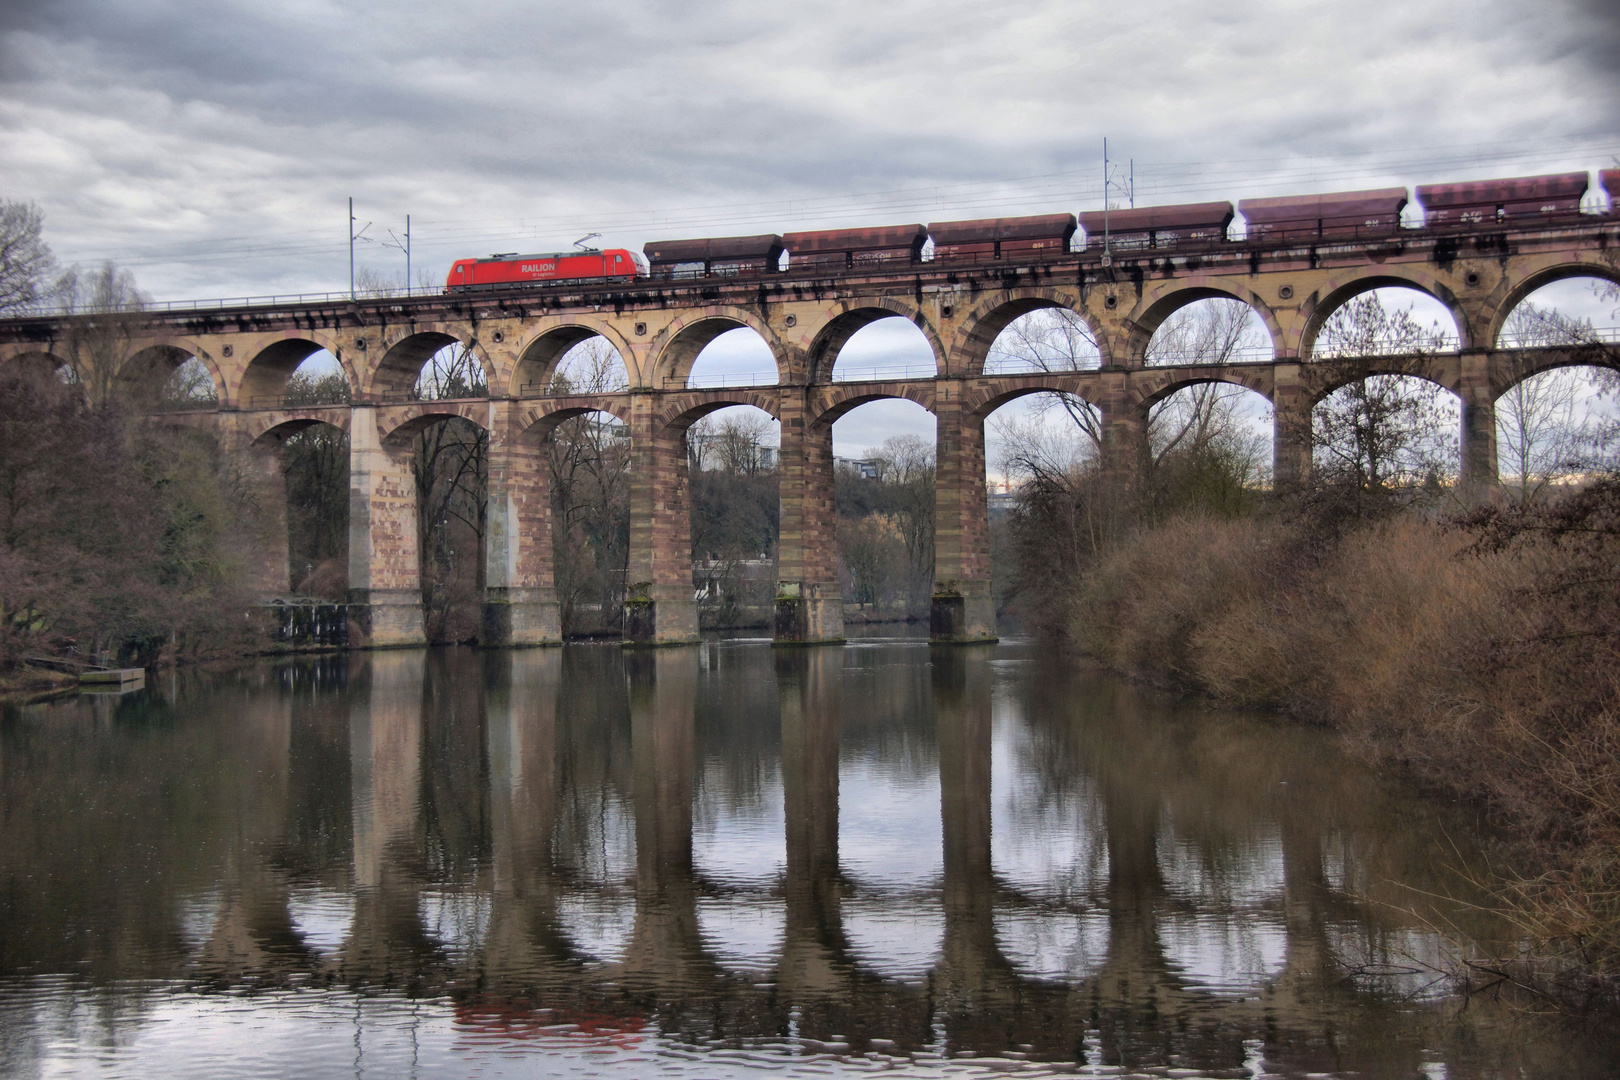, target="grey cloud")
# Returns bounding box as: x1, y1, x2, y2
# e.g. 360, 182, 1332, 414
1575, 0, 1620, 88
1, 0, 1614, 300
